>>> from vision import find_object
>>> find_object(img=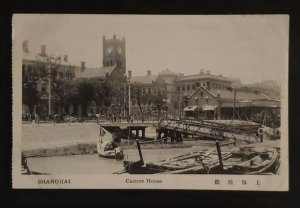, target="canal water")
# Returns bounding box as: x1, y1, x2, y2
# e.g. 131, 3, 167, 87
27, 144, 212, 175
